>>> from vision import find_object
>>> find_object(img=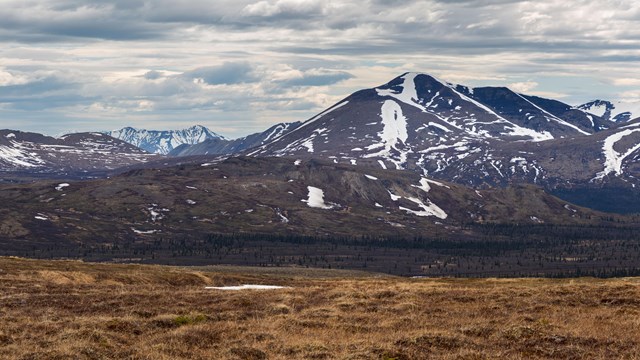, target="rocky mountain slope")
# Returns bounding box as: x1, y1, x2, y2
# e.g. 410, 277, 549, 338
0, 130, 160, 179
105, 125, 224, 154
169, 122, 300, 156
